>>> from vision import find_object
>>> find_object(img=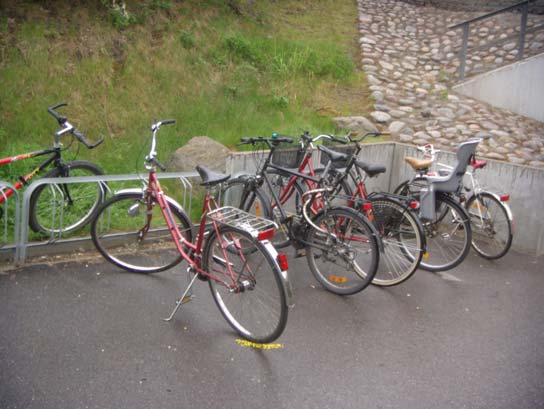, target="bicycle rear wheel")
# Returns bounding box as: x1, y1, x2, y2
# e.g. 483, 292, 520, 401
306, 207, 379, 295
29, 160, 105, 234
368, 197, 424, 286
466, 192, 512, 259
91, 192, 192, 273
419, 194, 471, 272
204, 226, 288, 343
